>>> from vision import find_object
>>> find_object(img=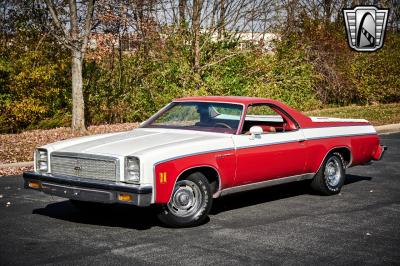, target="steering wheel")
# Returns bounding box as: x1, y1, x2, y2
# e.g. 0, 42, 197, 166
214, 122, 232, 129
